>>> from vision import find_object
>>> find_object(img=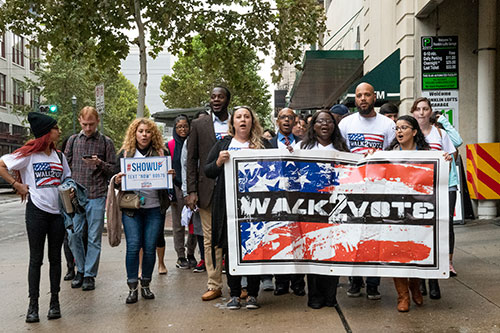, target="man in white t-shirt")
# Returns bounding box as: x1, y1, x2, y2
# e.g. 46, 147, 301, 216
339, 82, 395, 301
339, 83, 395, 154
